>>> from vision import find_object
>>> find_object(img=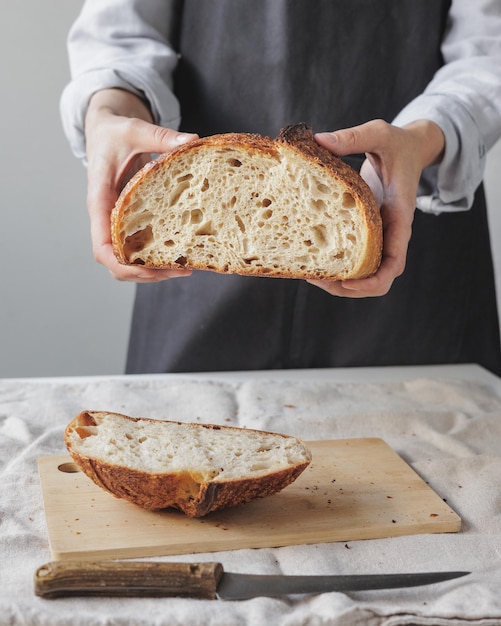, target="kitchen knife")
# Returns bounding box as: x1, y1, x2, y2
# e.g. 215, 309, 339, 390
34, 561, 469, 600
